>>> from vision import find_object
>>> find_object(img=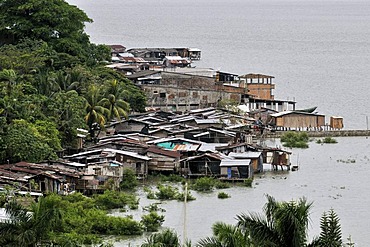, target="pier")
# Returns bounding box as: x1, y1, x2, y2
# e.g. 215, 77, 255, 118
266, 129, 370, 138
